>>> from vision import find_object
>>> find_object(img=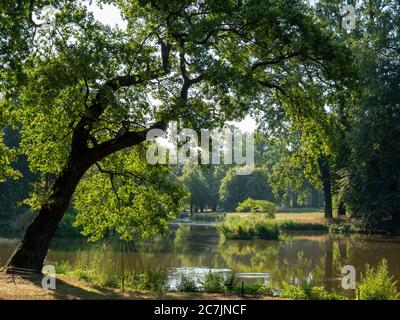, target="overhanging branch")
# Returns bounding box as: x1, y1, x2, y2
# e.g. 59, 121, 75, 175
71, 39, 171, 153
85, 121, 166, 166
250, 52, 302, 72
